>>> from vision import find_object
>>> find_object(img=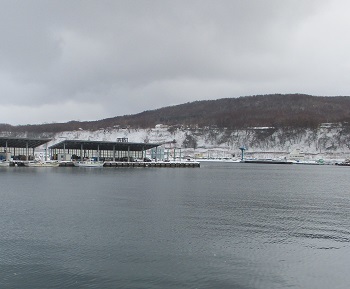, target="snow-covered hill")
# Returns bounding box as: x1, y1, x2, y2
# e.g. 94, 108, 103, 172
31, 123, 350, 162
